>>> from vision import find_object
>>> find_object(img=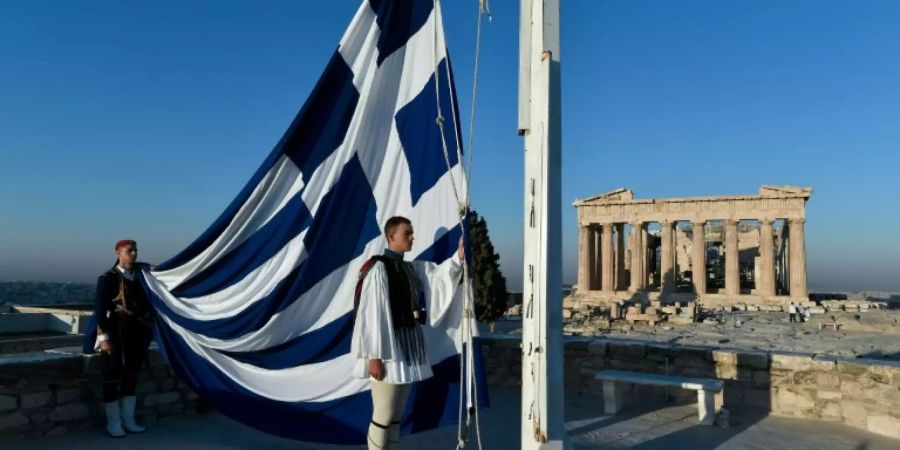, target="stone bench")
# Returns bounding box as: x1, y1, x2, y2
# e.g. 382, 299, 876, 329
595, 370, 724, 426
818, 322, 842, 331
